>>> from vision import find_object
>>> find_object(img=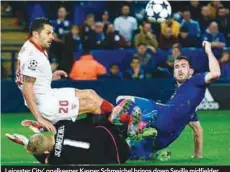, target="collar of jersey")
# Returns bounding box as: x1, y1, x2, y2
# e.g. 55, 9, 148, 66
29, 39, 45, 53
